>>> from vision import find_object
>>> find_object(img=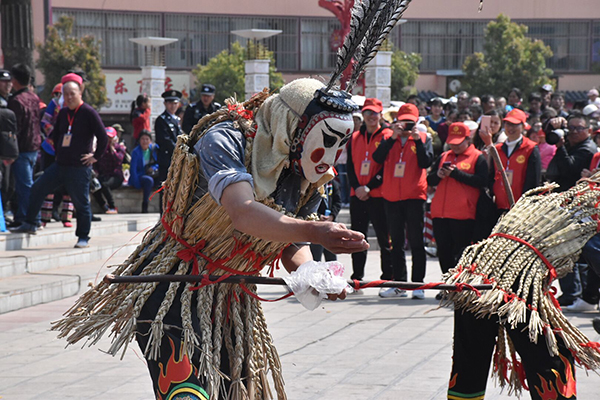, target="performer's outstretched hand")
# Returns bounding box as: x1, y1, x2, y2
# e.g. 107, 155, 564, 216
311, 222, 369, 254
